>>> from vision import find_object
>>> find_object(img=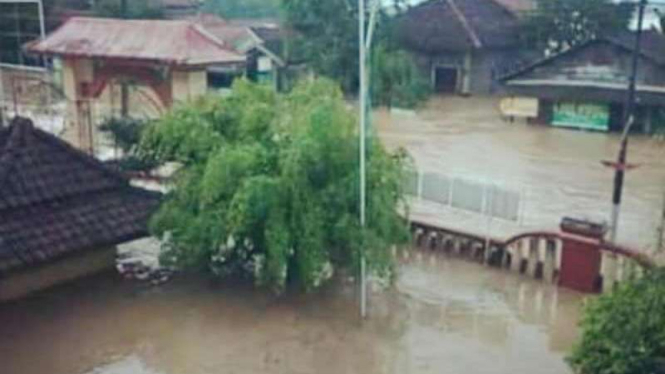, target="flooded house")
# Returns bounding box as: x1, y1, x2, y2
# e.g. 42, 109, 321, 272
0, 117, 159, 301
396, 0, 530, 96
500, 31, 665, 133
25, 16, 246, 152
